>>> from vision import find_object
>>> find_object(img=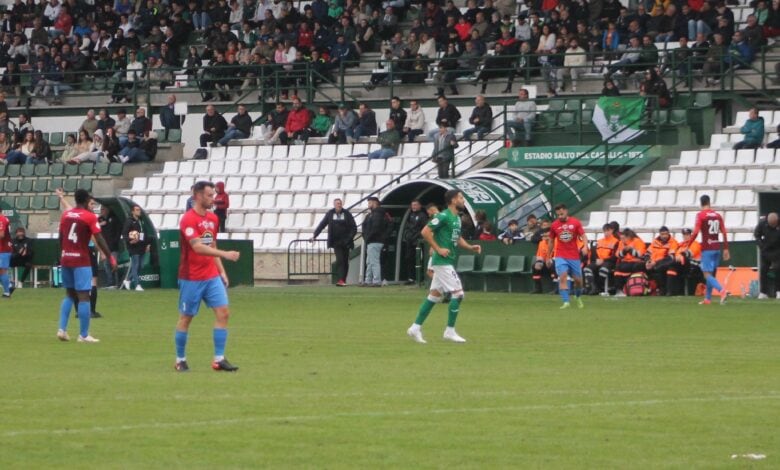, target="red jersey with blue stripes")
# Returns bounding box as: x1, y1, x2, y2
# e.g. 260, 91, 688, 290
179, 209, 220, 281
